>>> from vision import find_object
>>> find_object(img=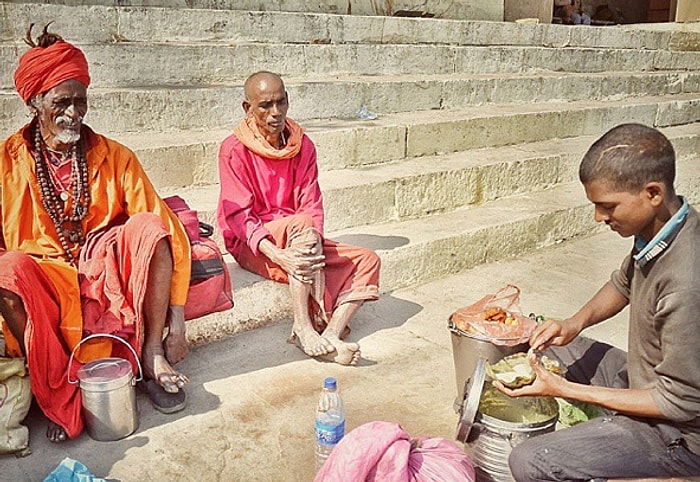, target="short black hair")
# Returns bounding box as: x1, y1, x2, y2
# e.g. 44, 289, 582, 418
579, 123, 675, 193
